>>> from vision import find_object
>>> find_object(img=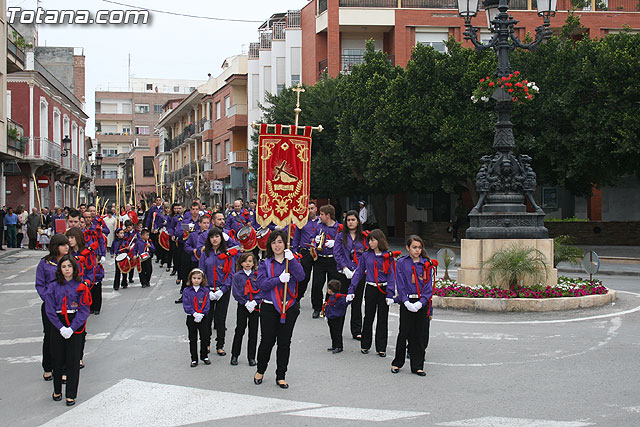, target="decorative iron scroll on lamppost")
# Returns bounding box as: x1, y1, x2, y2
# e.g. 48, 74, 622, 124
457, 0, 557, 239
